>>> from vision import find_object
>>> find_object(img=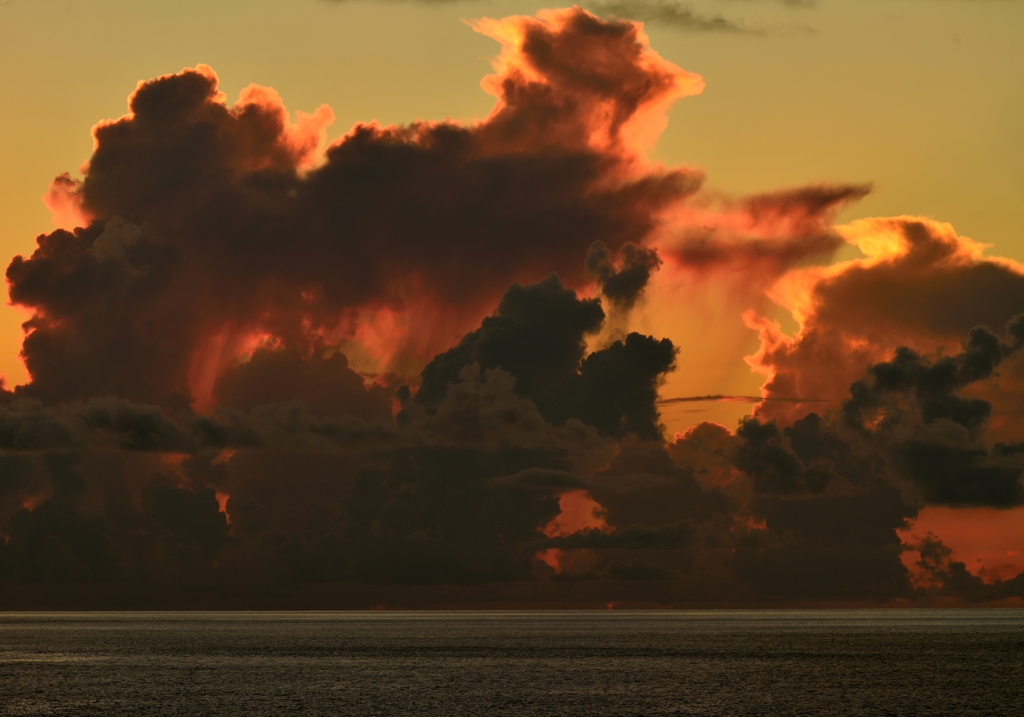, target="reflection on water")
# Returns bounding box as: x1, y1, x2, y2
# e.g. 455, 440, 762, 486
1, 611, 1022, 716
